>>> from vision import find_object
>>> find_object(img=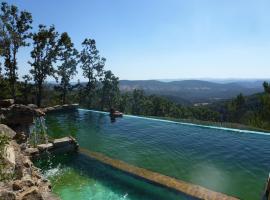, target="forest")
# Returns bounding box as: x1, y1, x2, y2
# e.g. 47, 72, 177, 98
1, 2, 270, 131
